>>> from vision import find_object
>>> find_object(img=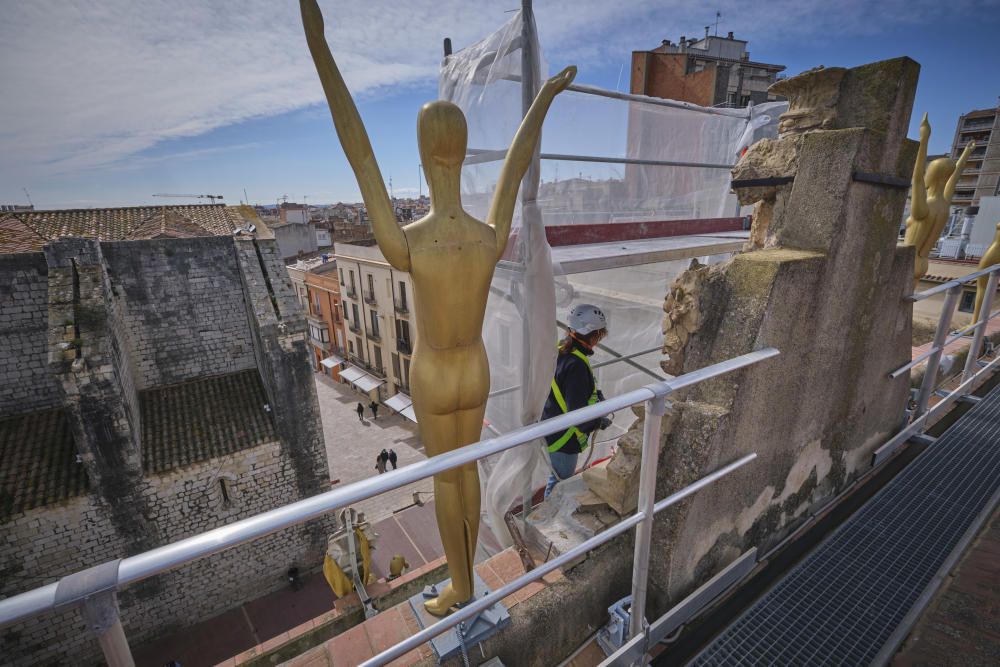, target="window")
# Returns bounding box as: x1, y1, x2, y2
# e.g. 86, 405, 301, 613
339, 268, 344, 284
392, 352, 401, 381
403, 358, 411, 387
959, 290, 976, 313
349, 270, 356, 290
397, 318, 410, 344
367, 273, 375, 294
348, 340, 354, 355
373, 345, 383, 371
352, 303, 359, 324
398, 281, 407, 310
370, 310, 379, 337
218, 479, 231, 508
342, 301, 349, 320
312, 291, 321, 315
355, 337, 364, 361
